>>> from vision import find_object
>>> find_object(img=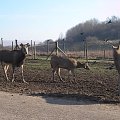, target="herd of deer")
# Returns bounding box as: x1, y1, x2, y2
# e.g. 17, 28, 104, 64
0, 41, 120, 94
